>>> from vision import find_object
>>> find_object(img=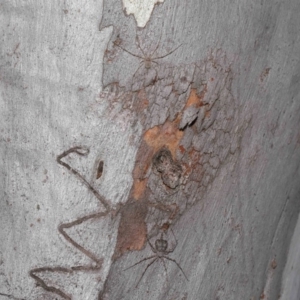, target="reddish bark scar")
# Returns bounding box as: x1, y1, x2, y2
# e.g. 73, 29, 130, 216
132, 116, 183, 201
115, 116, 185, 256
115, 88, 206, 256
